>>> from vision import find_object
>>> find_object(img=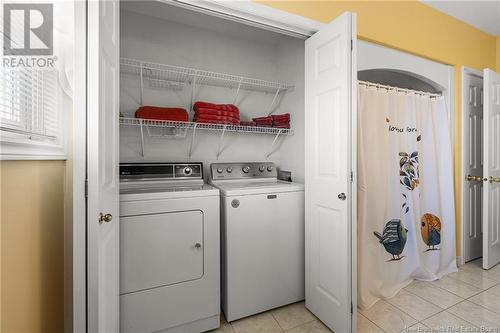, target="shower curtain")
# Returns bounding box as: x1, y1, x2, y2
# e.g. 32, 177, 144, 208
357, 84, 457, 310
